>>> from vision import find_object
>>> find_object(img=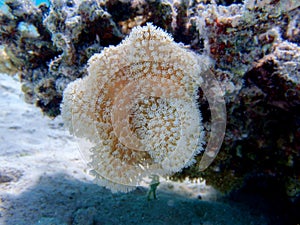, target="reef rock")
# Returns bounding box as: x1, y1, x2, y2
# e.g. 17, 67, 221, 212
0, 0, 299, 210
